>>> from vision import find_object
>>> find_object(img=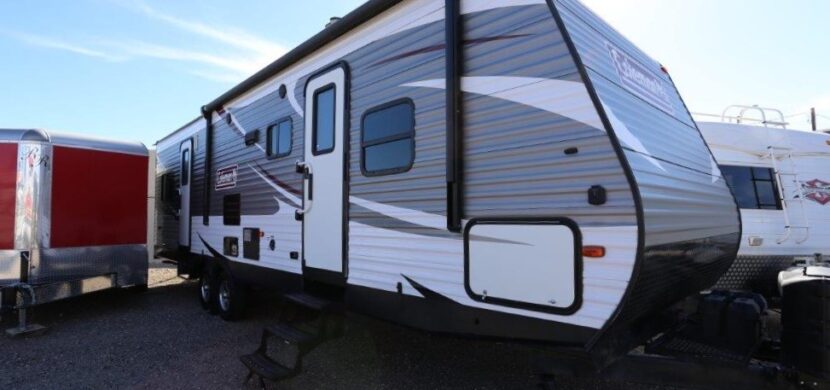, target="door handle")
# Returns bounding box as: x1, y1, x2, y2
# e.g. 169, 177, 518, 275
295, 161, 313, 217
